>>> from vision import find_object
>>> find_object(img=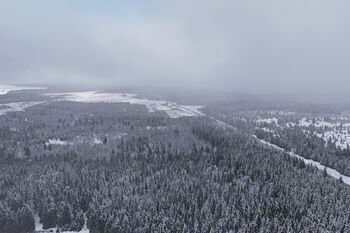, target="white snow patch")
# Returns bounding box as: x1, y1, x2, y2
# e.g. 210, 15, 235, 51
146, 126, 167, 130
116, 132, 127, 139
93, 137, 102, 144
74, 135, 103, 145
34, 213, 43, 231
10, 127, 19, 132
45, 134, 127, 147
34, 213, 89, 233
299, 118, 312, 127
45, 139, 70, 146
286, 122, 297, 127
62, 230, 89, 233
0, 84, 45, 95
298, 117, 342, 128
285, 117, 350, 150
46, 92, 204, 118
0, 101, 46, 116
314, 120, 335, 128
315, 131, 350, 150
34, 226, 89, 233
256, 117, 278, 124
259, 127, 274, 133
